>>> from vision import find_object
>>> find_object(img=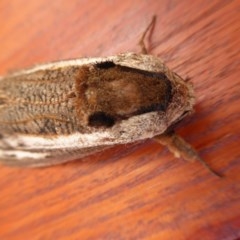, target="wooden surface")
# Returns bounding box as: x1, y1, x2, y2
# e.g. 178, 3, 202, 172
0, 0, 240, 239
